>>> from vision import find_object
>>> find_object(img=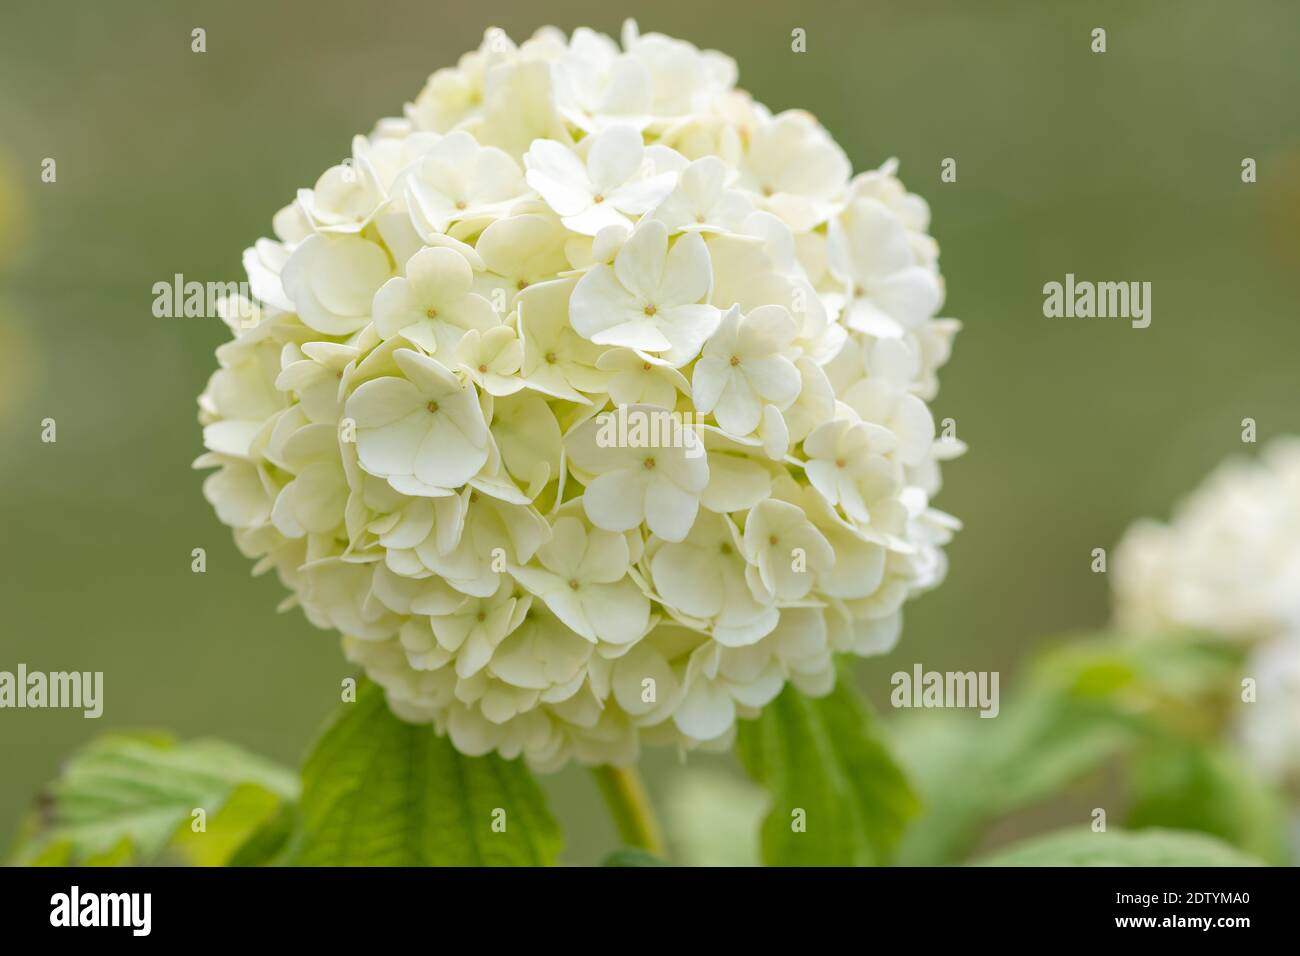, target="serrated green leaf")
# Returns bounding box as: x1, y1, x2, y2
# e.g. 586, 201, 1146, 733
170, 781, 287, 867
24, 839, 73, 867
224, 800, 297, 867
1127, 744, 1289, 865
736, 674, 919, 866
973, 826, 1266, 867
287, 678, 562, 866
894, 633, 1248, 865
83, 836, 135, 867
10, 733, 298, 866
